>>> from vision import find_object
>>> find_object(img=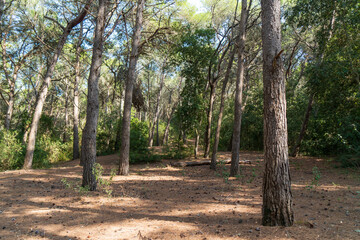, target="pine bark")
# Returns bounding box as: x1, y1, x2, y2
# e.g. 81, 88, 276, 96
230, 0, 249, 177
23, 1, 91, 169
118, 0, 145, 175
261, 0, 294, 226
81, 0, 107, 191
